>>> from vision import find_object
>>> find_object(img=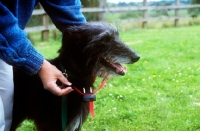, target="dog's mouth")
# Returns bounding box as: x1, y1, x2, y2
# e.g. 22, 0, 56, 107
100, 57, 127, 76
